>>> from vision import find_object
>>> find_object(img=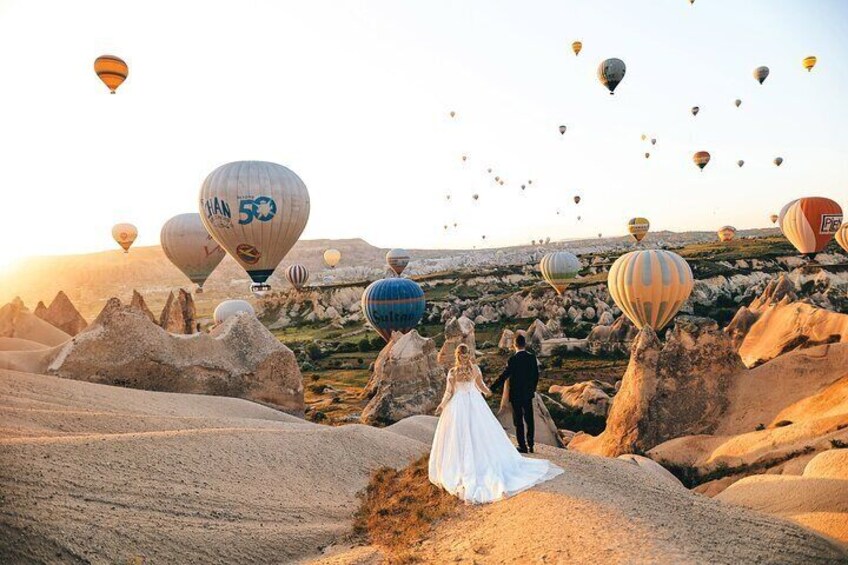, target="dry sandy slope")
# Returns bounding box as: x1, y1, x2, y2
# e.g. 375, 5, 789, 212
0, 338, 48, 352
0, 370, 426, 564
